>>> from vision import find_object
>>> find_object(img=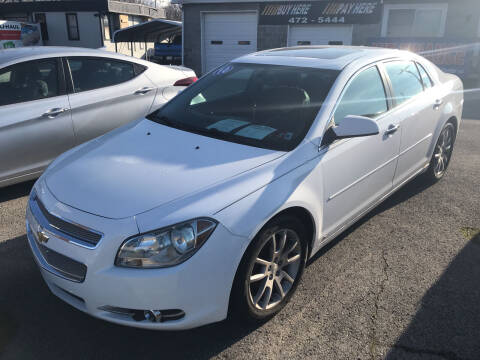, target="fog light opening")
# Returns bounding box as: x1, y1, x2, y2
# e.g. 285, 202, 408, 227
144, 310, 162, 322
143, 309, 186, 322
99, 306, 185, 322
